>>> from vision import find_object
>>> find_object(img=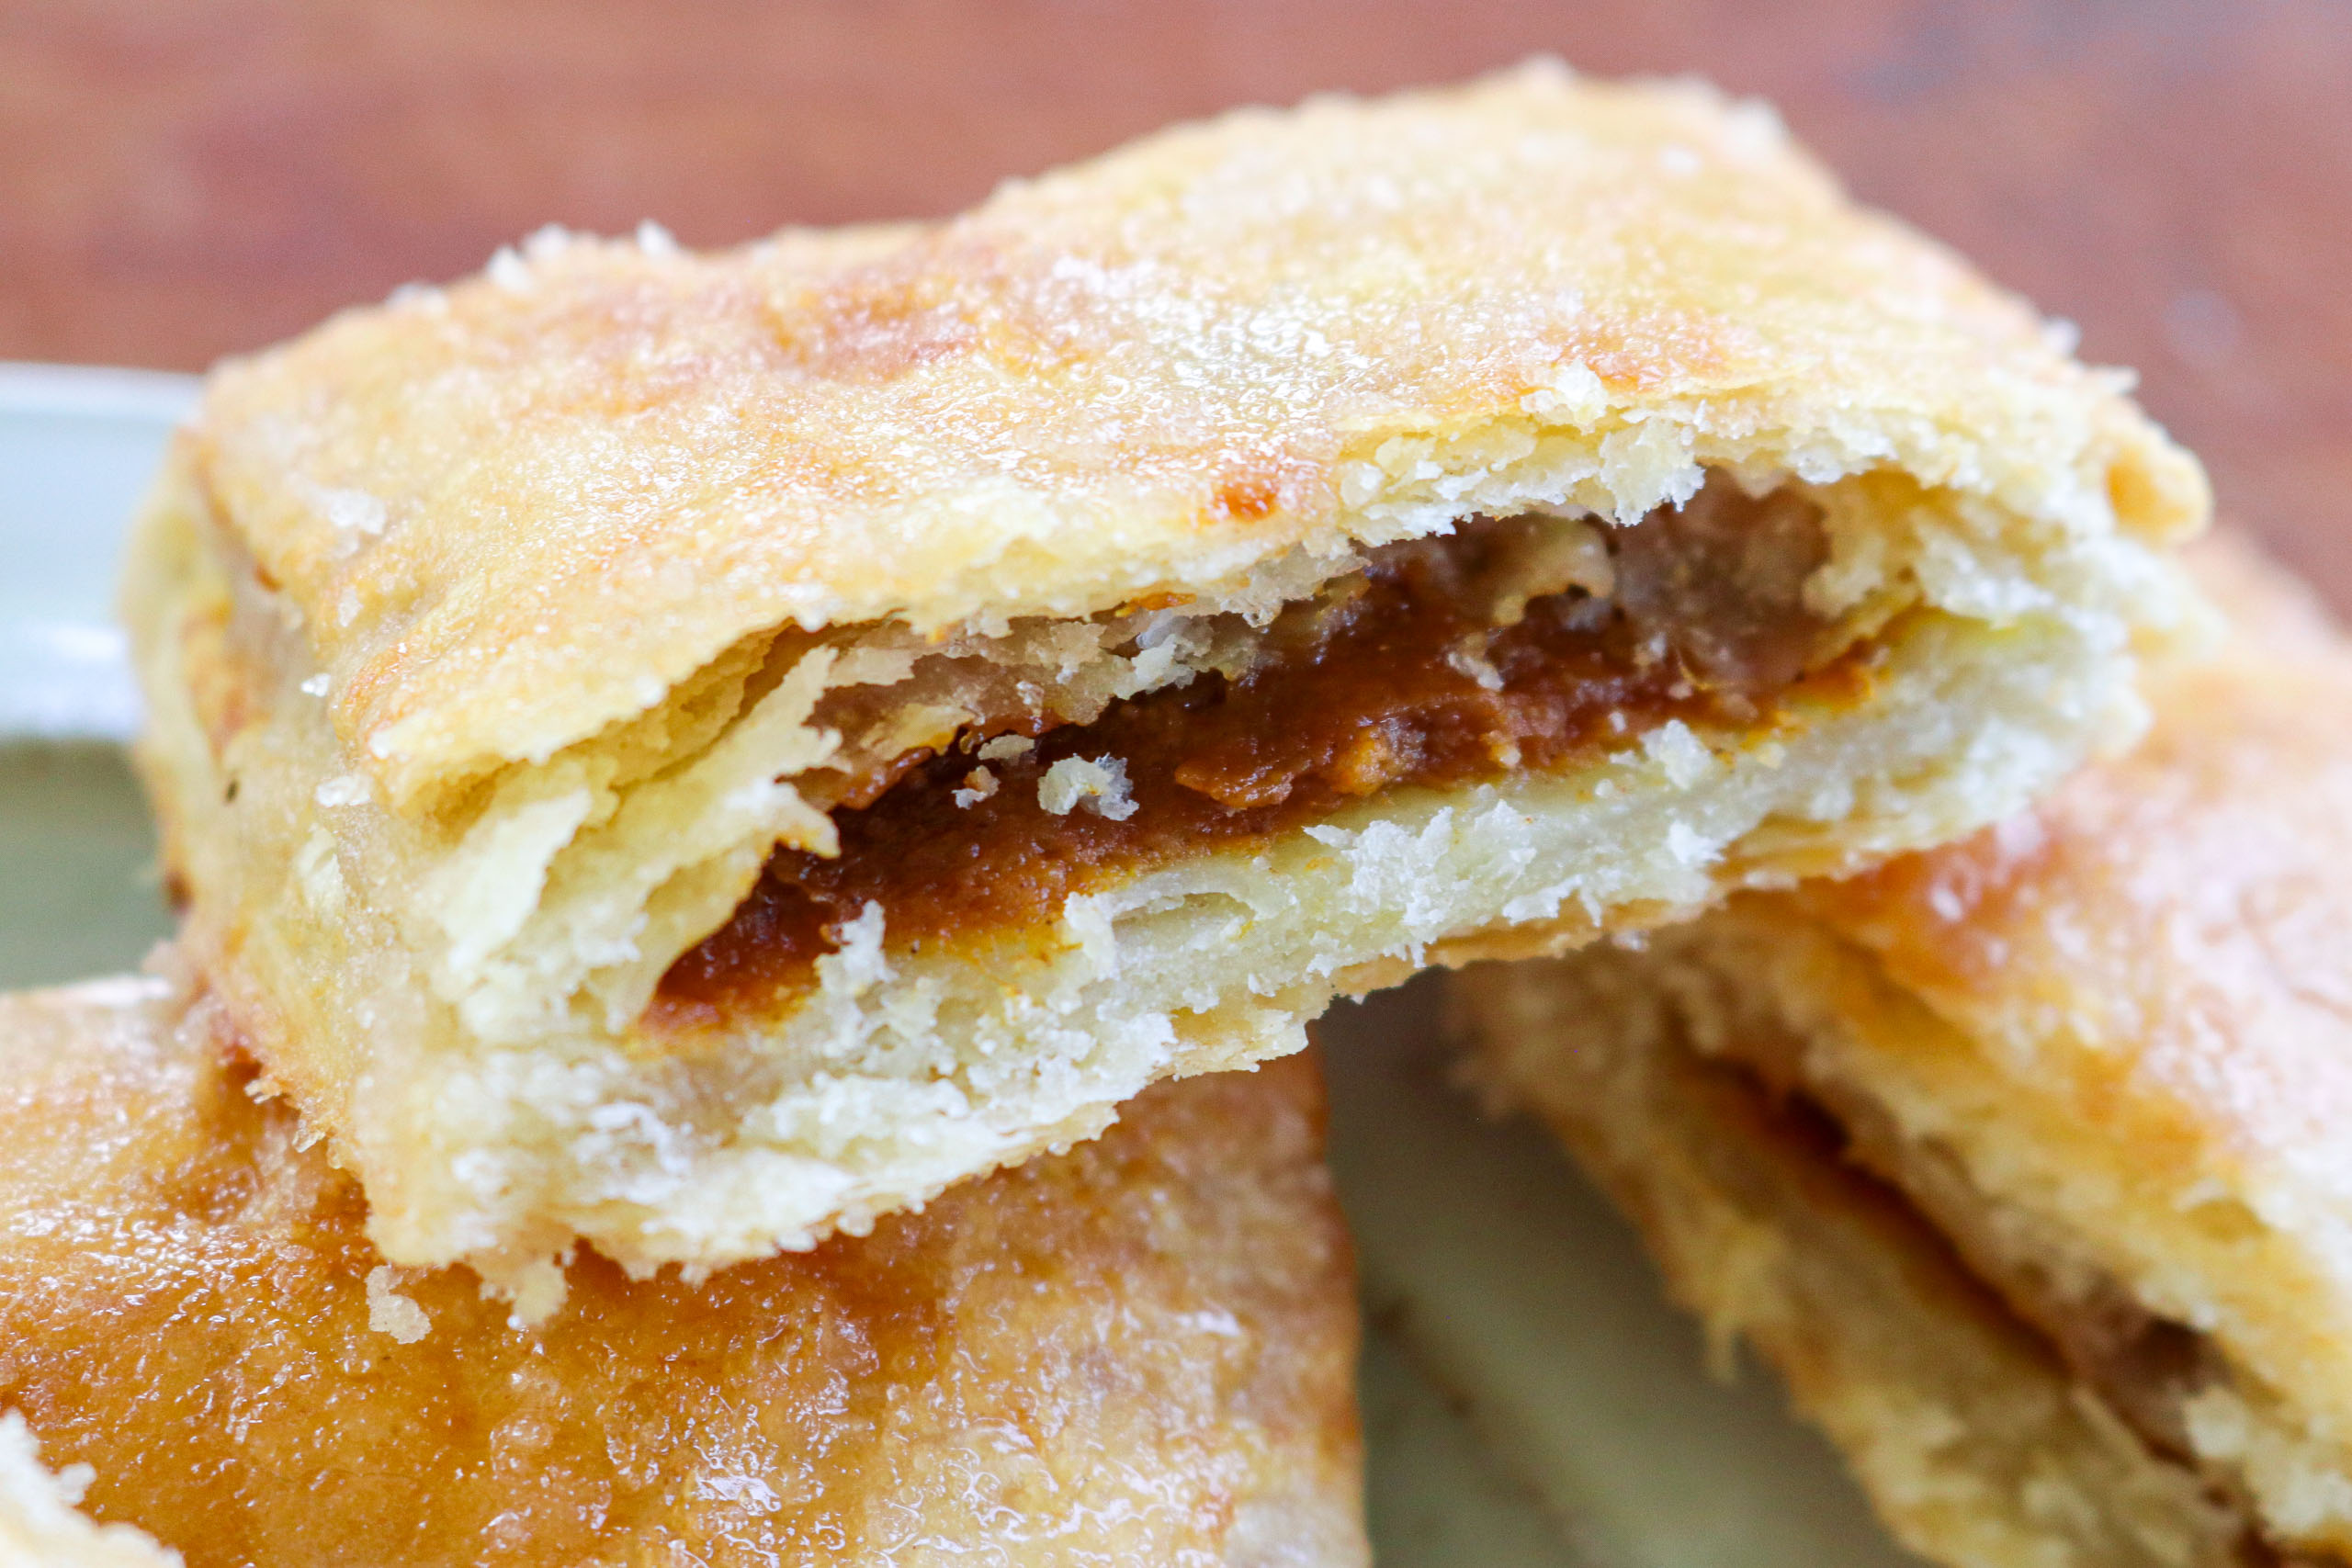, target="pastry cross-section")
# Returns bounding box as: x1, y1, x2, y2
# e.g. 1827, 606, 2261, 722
126, 62, 2207, 1304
